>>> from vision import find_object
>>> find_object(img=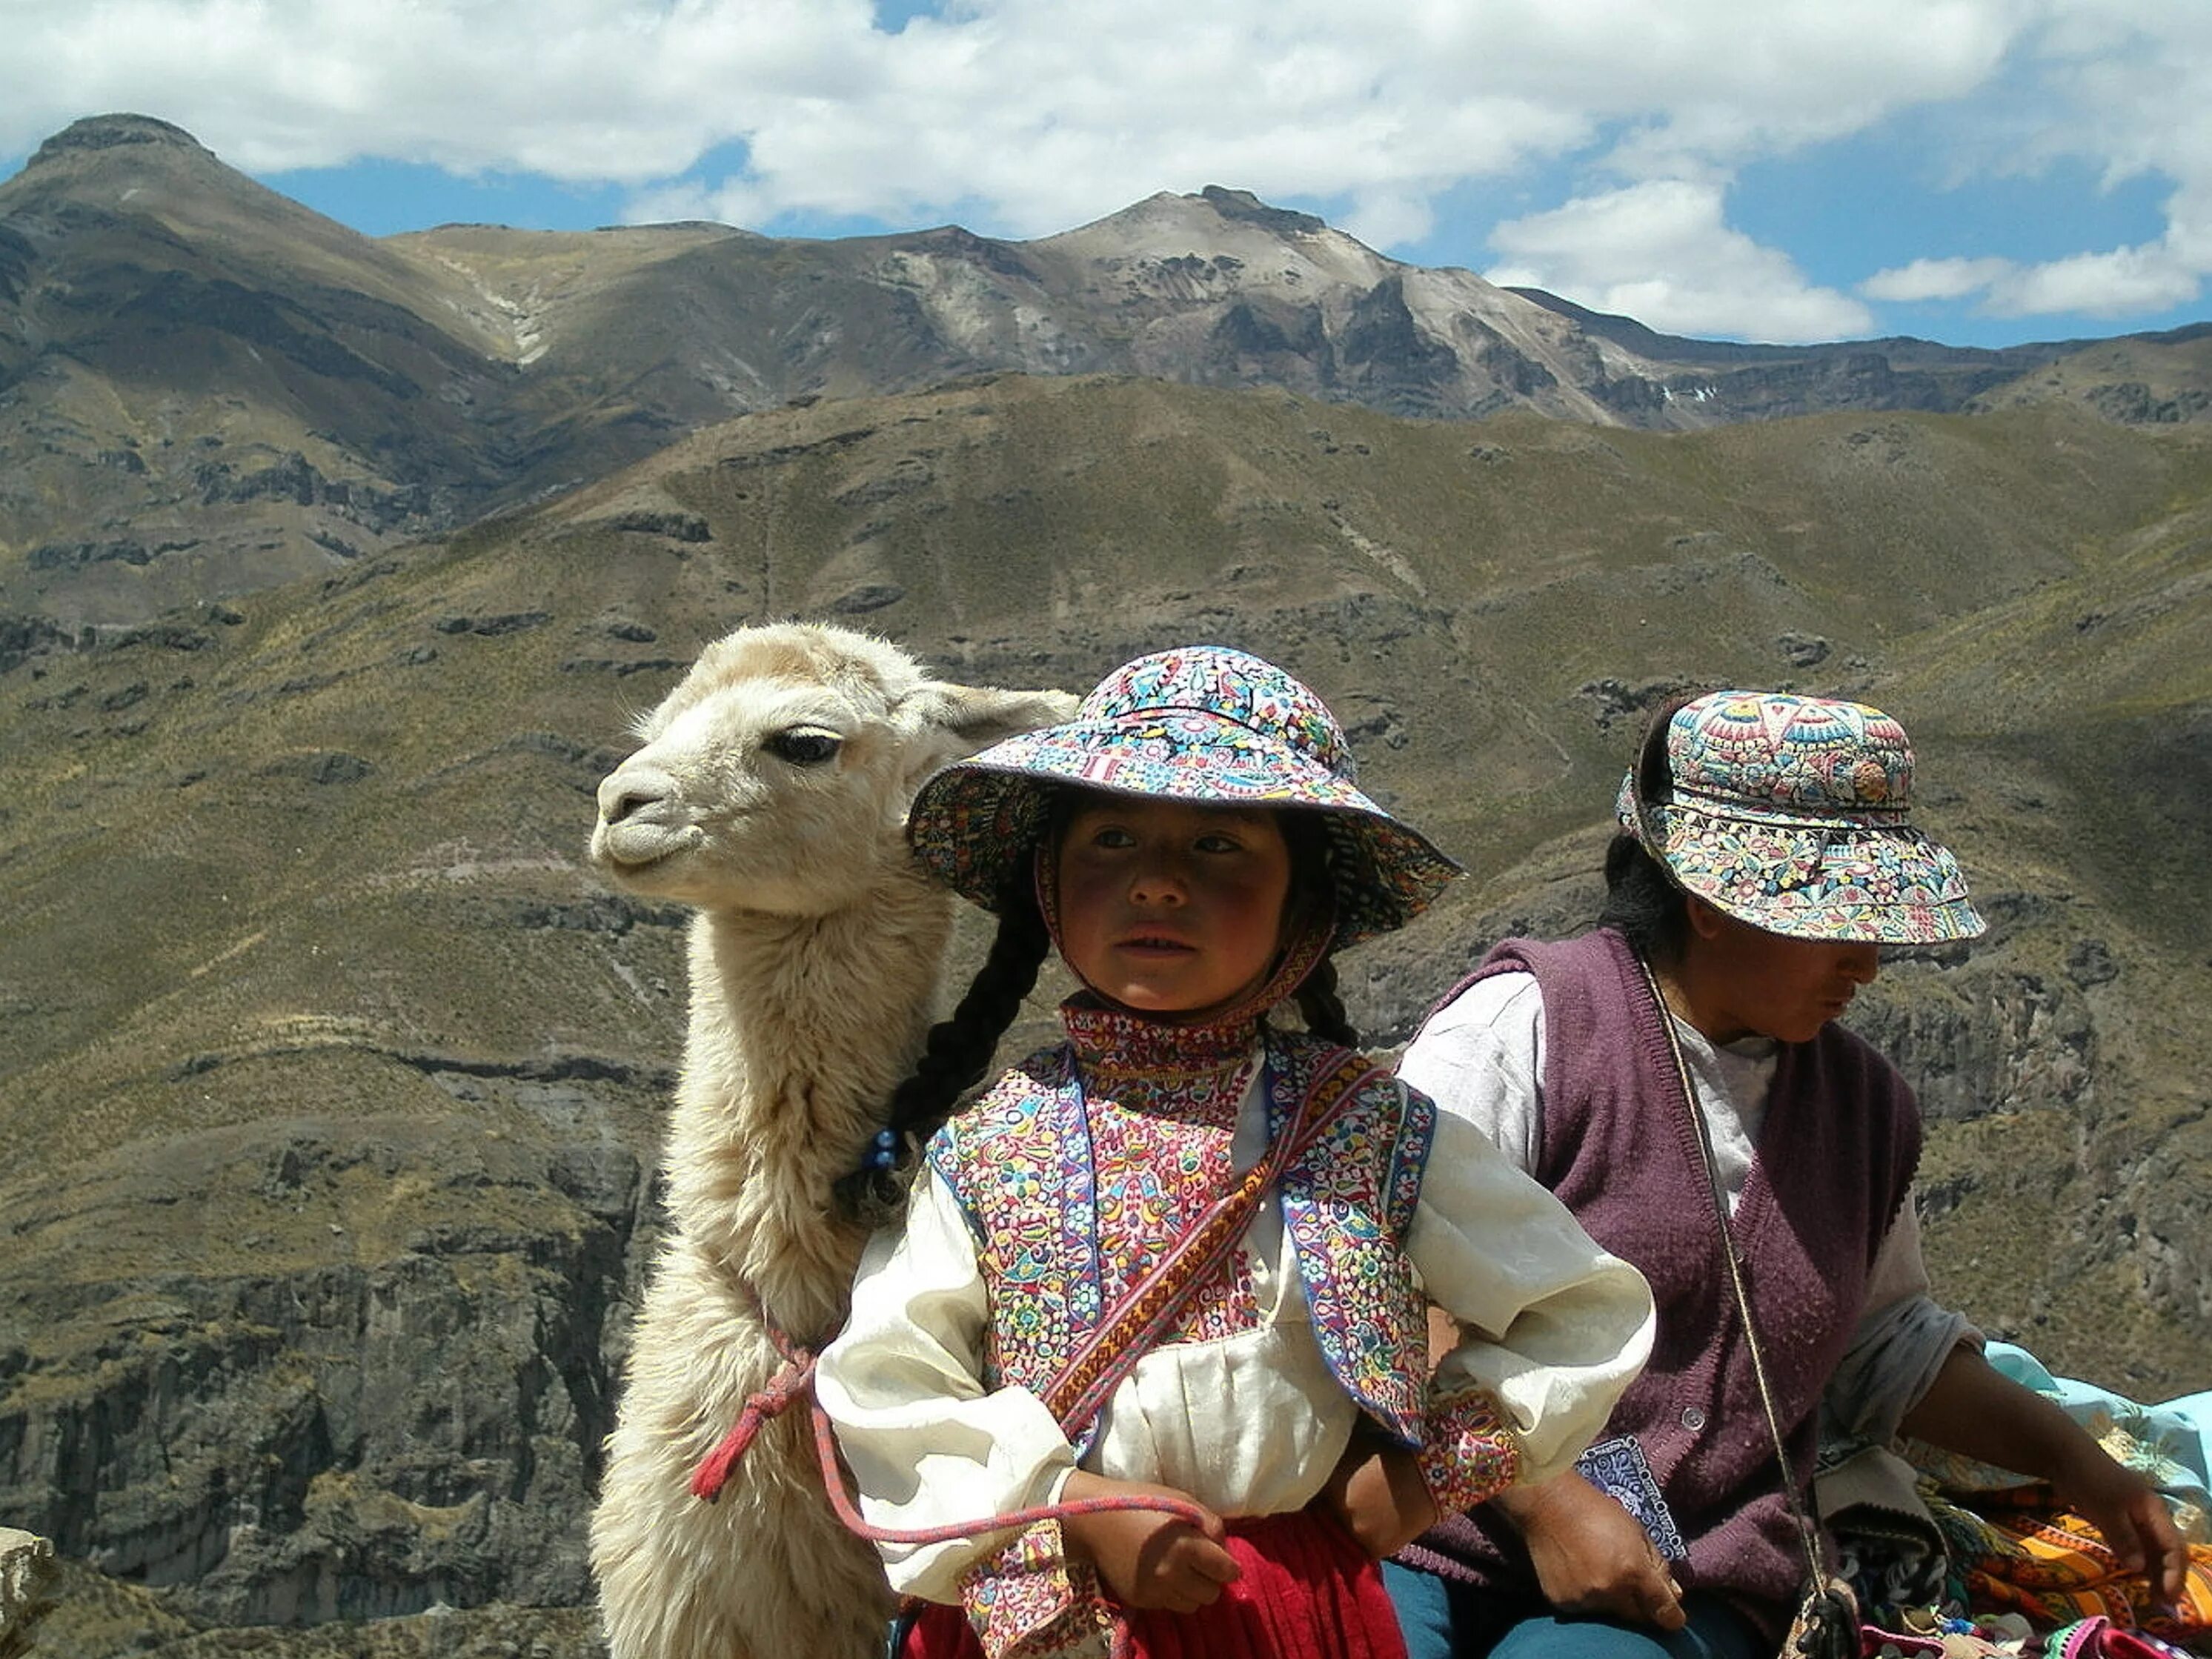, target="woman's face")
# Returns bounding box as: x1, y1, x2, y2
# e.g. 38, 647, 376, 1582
1054, 795, 1292, 1018
1682, 902, 1882, 1044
